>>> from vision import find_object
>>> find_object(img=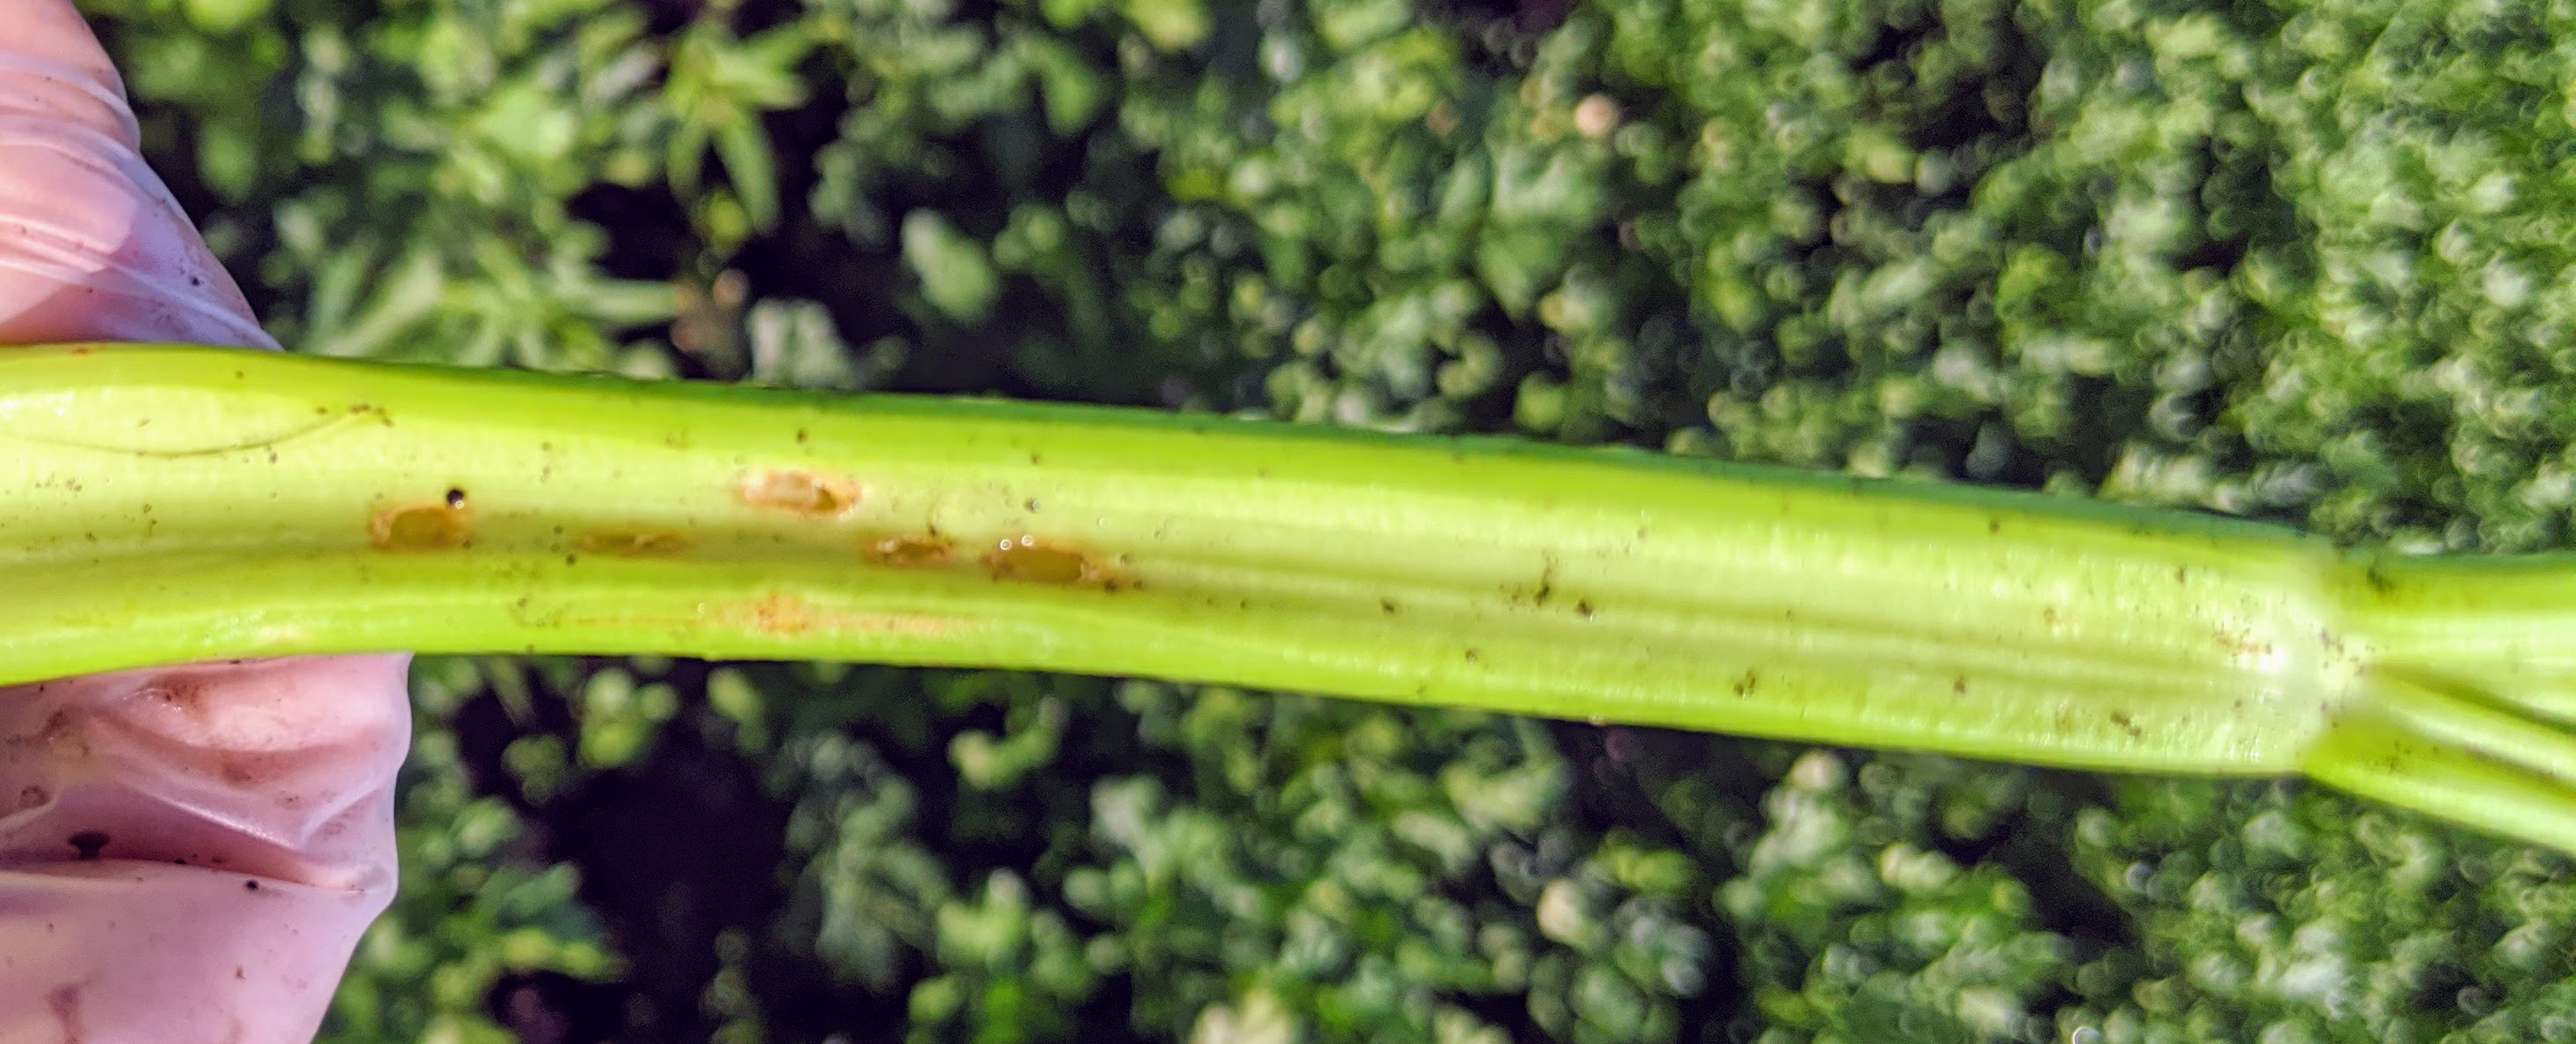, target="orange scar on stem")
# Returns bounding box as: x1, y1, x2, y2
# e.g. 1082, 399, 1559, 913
710, 592, 951, 638
572, 529, 692, 556
866, 533, 954, 567
981, 534, 1127, 589
554, 594, 952, 640
739, 469, 863, 516
370, 501, 471, 551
